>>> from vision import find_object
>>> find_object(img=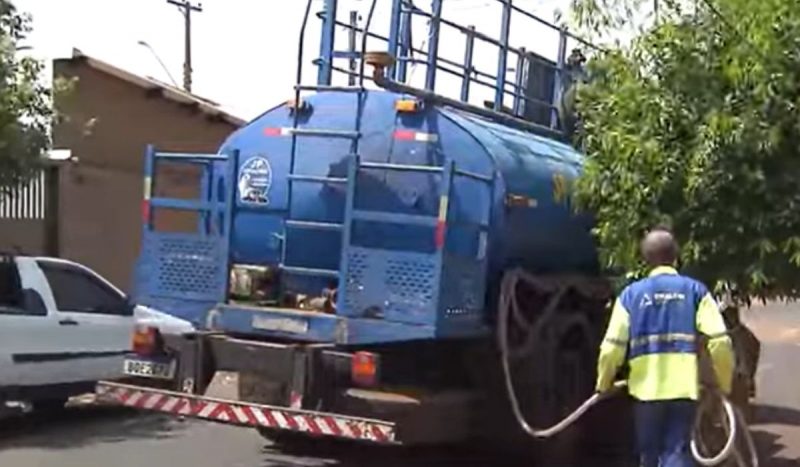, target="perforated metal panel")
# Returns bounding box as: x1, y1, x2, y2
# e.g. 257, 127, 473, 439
343, 250, 368, 311
342, 247, 438, 324
138, 232, 229, 303
385, 257, 437, 309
